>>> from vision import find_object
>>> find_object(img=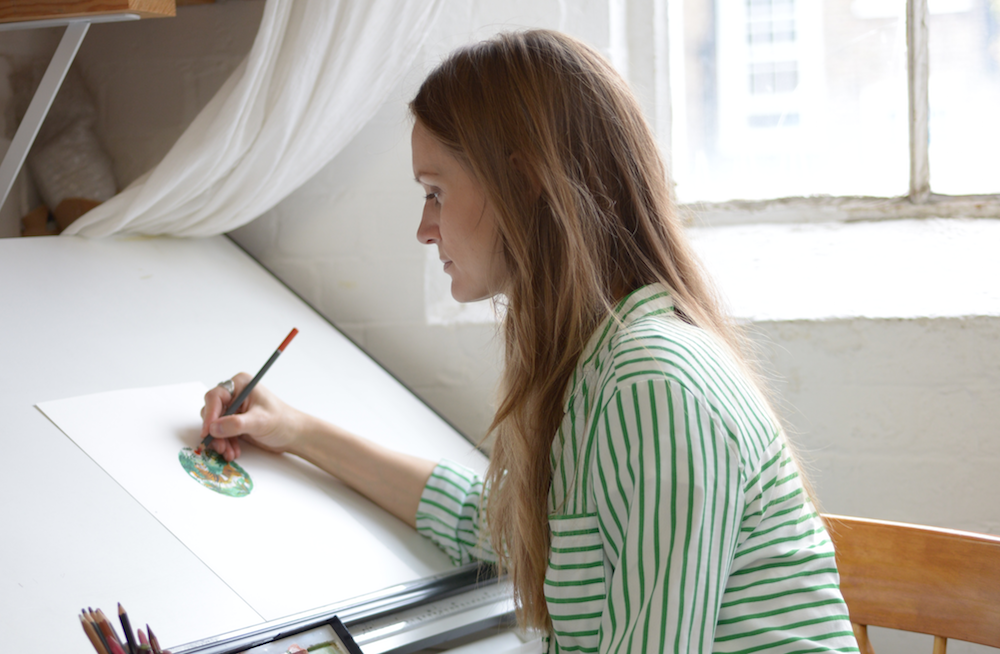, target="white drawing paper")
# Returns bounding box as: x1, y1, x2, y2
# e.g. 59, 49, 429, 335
37, 383, 460, 621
